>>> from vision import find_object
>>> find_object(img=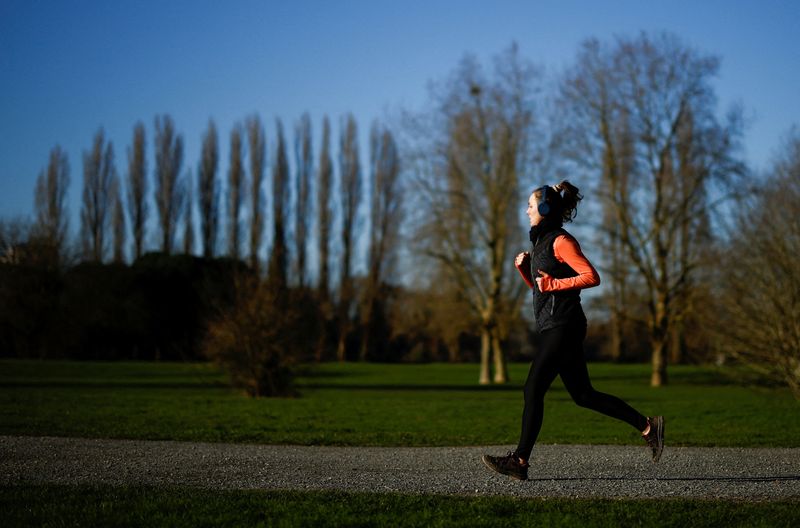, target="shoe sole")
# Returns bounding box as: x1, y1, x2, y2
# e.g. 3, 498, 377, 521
481, 455, 528, 481
651, 416, 665, 463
